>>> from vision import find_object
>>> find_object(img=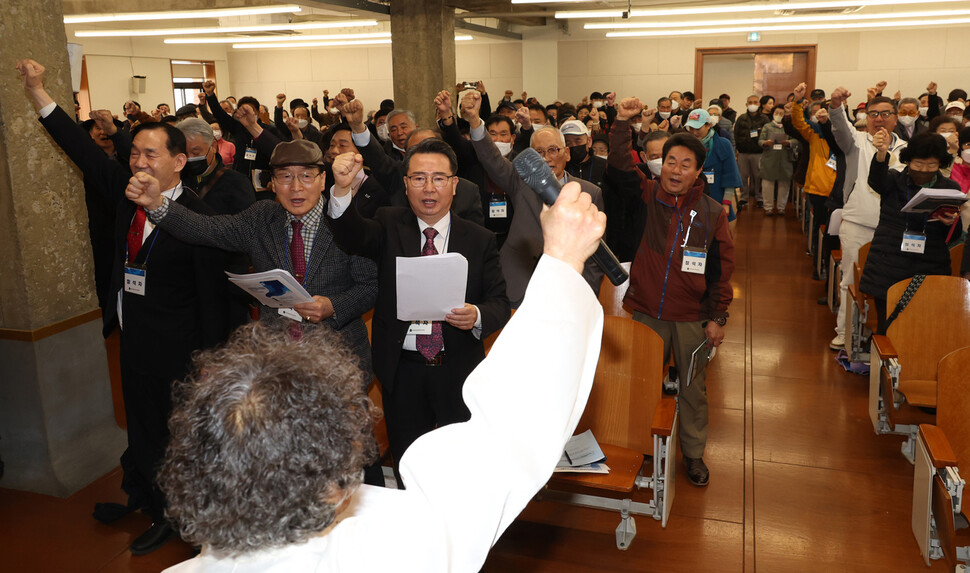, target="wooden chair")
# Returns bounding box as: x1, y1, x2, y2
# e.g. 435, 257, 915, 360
540, 316, 678, 550
844, 241, 874, 362
598, 262, 633, 319
951, 243, 965, 277
911, 347, 970, 568
869, 276, 970, 462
